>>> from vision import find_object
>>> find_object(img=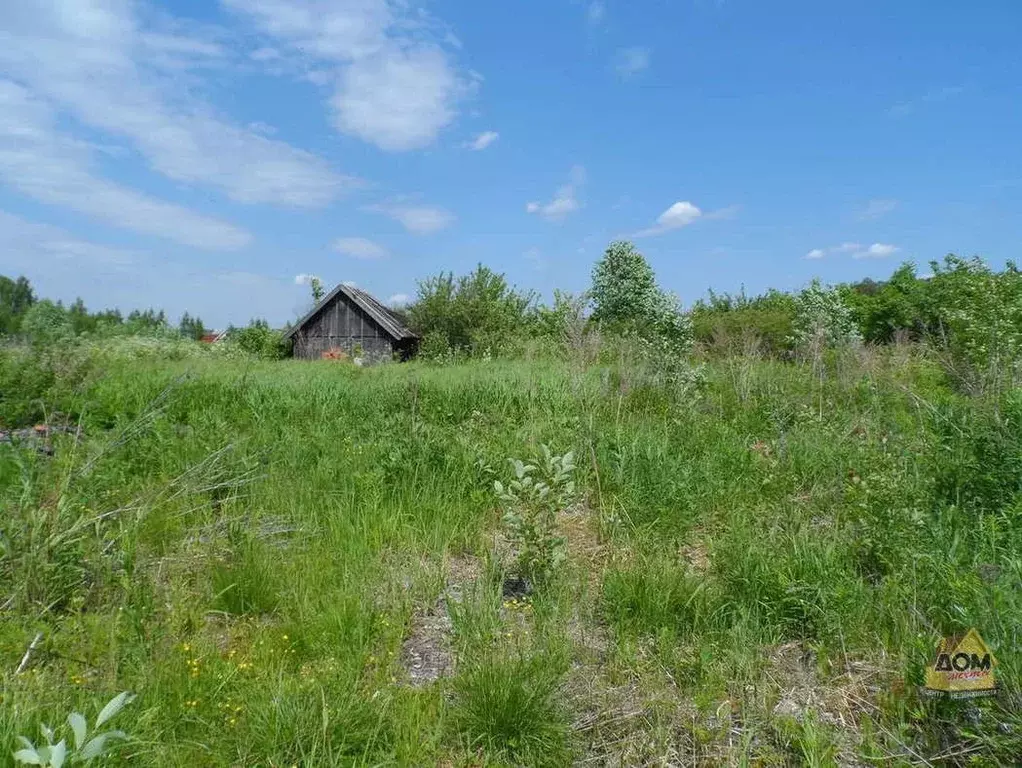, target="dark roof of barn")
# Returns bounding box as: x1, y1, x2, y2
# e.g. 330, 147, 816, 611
284, 283, 418, 342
